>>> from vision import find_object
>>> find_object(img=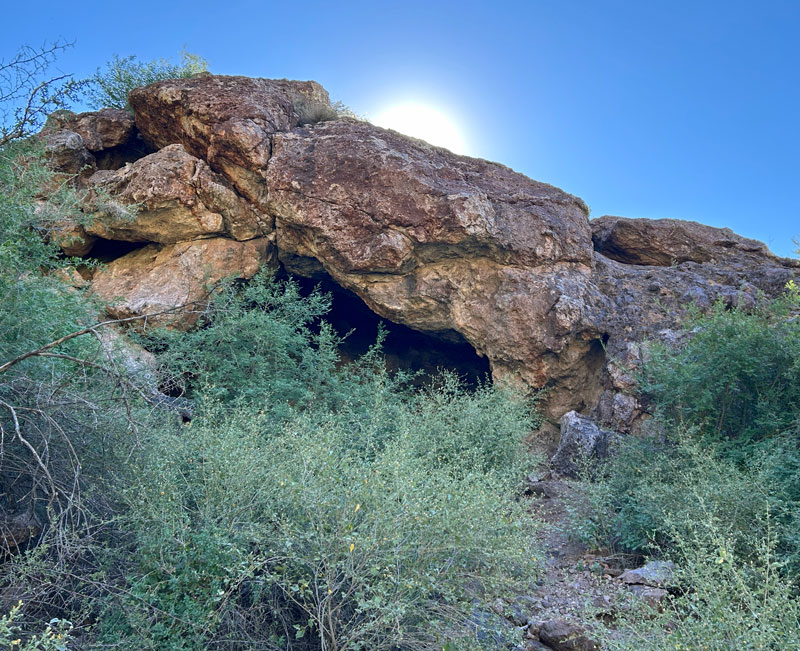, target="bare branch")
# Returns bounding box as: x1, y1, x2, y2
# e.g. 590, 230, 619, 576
0, 303, 202, 375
